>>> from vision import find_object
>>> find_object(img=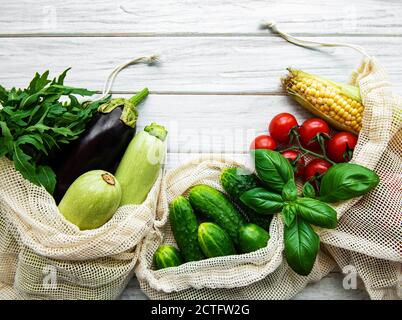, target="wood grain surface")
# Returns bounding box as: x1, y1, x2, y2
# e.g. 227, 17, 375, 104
1, 0, 399, 300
